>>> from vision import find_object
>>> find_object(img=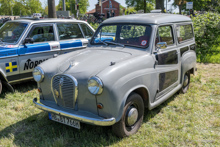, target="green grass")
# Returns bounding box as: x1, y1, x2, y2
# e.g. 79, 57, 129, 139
0, 64, 219, 146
